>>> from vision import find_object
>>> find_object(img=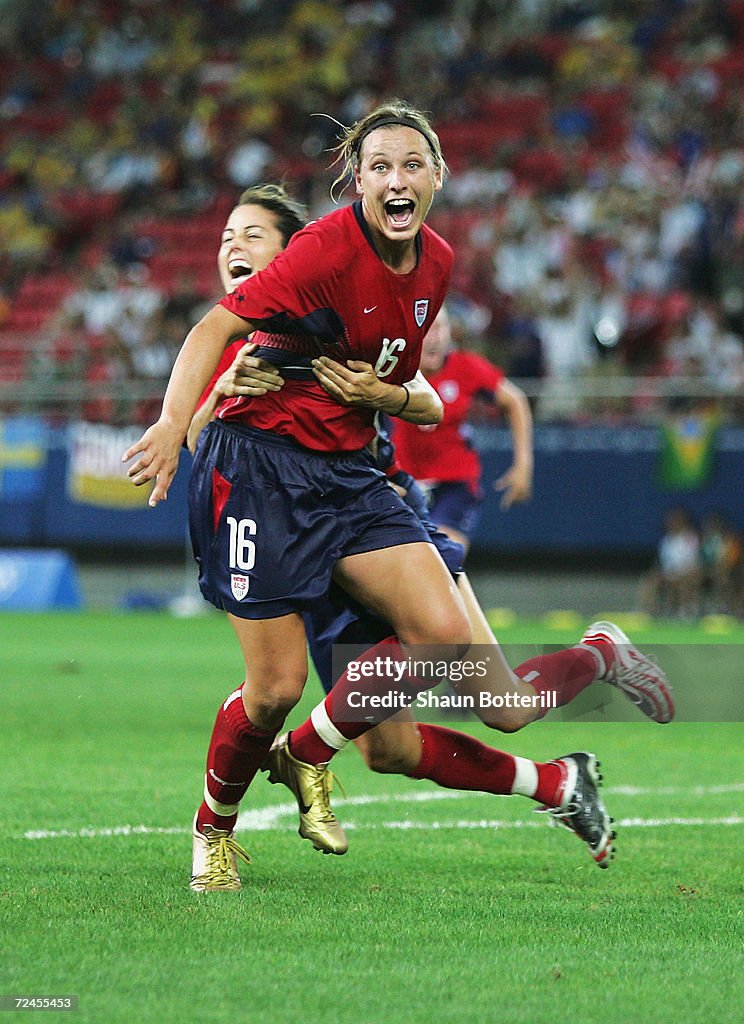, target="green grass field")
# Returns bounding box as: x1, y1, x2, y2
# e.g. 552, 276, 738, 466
3, 612, 743, 1024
